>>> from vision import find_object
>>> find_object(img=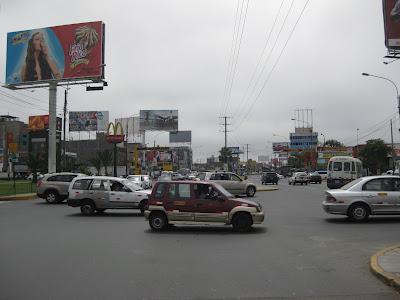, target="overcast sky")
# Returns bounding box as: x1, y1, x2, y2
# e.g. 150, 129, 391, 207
0, 0, 399, 161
